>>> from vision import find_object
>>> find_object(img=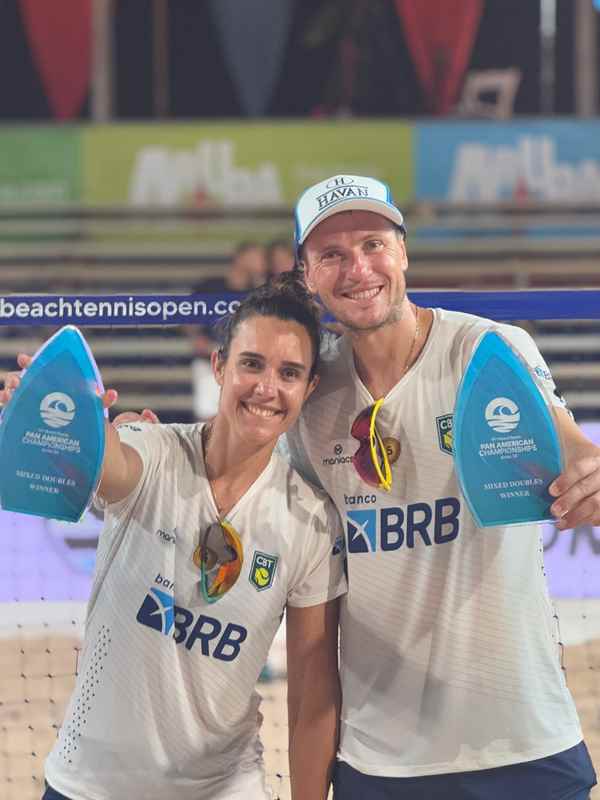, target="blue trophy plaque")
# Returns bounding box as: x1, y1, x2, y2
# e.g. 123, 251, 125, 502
0, 326, 106, 522
453, 331, 562, 528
